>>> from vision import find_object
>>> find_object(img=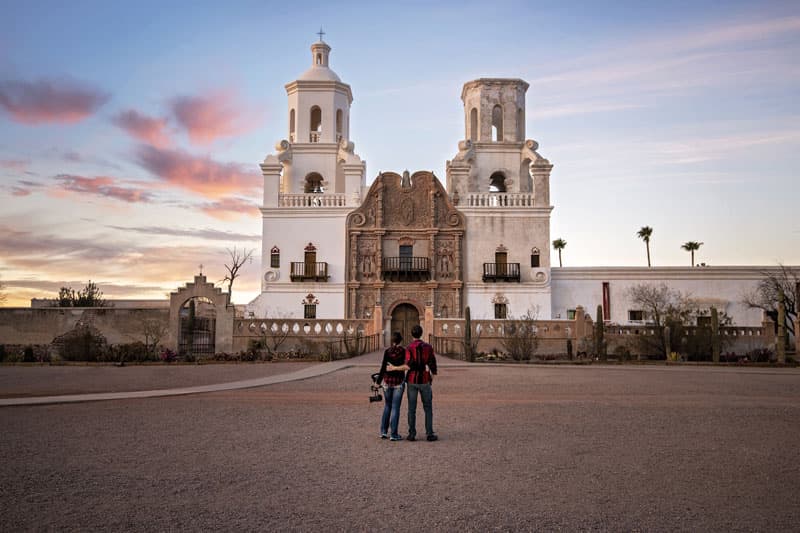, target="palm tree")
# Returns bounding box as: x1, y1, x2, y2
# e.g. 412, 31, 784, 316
681, 241, 703, 266
637, 226, 653, 267
552, 238, 567, 267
